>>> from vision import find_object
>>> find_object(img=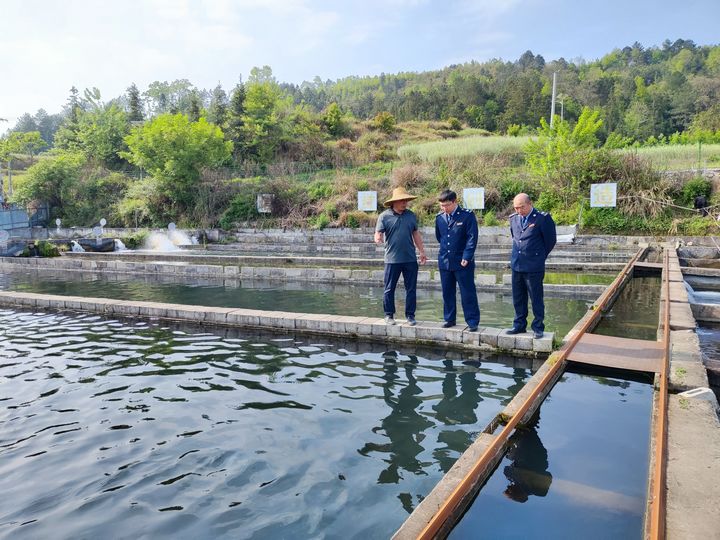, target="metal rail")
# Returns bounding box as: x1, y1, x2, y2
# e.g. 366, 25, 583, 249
648, 248, 670, 539
416, 247, 646, 539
